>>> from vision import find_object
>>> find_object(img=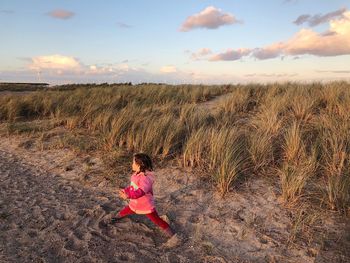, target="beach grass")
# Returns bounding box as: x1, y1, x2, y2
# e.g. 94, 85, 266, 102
1, 81, 349, 214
